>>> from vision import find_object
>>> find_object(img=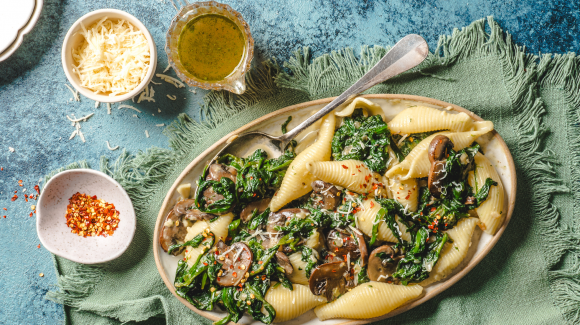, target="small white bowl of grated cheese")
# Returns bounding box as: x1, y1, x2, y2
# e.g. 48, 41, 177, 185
61, 9, 157, 103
